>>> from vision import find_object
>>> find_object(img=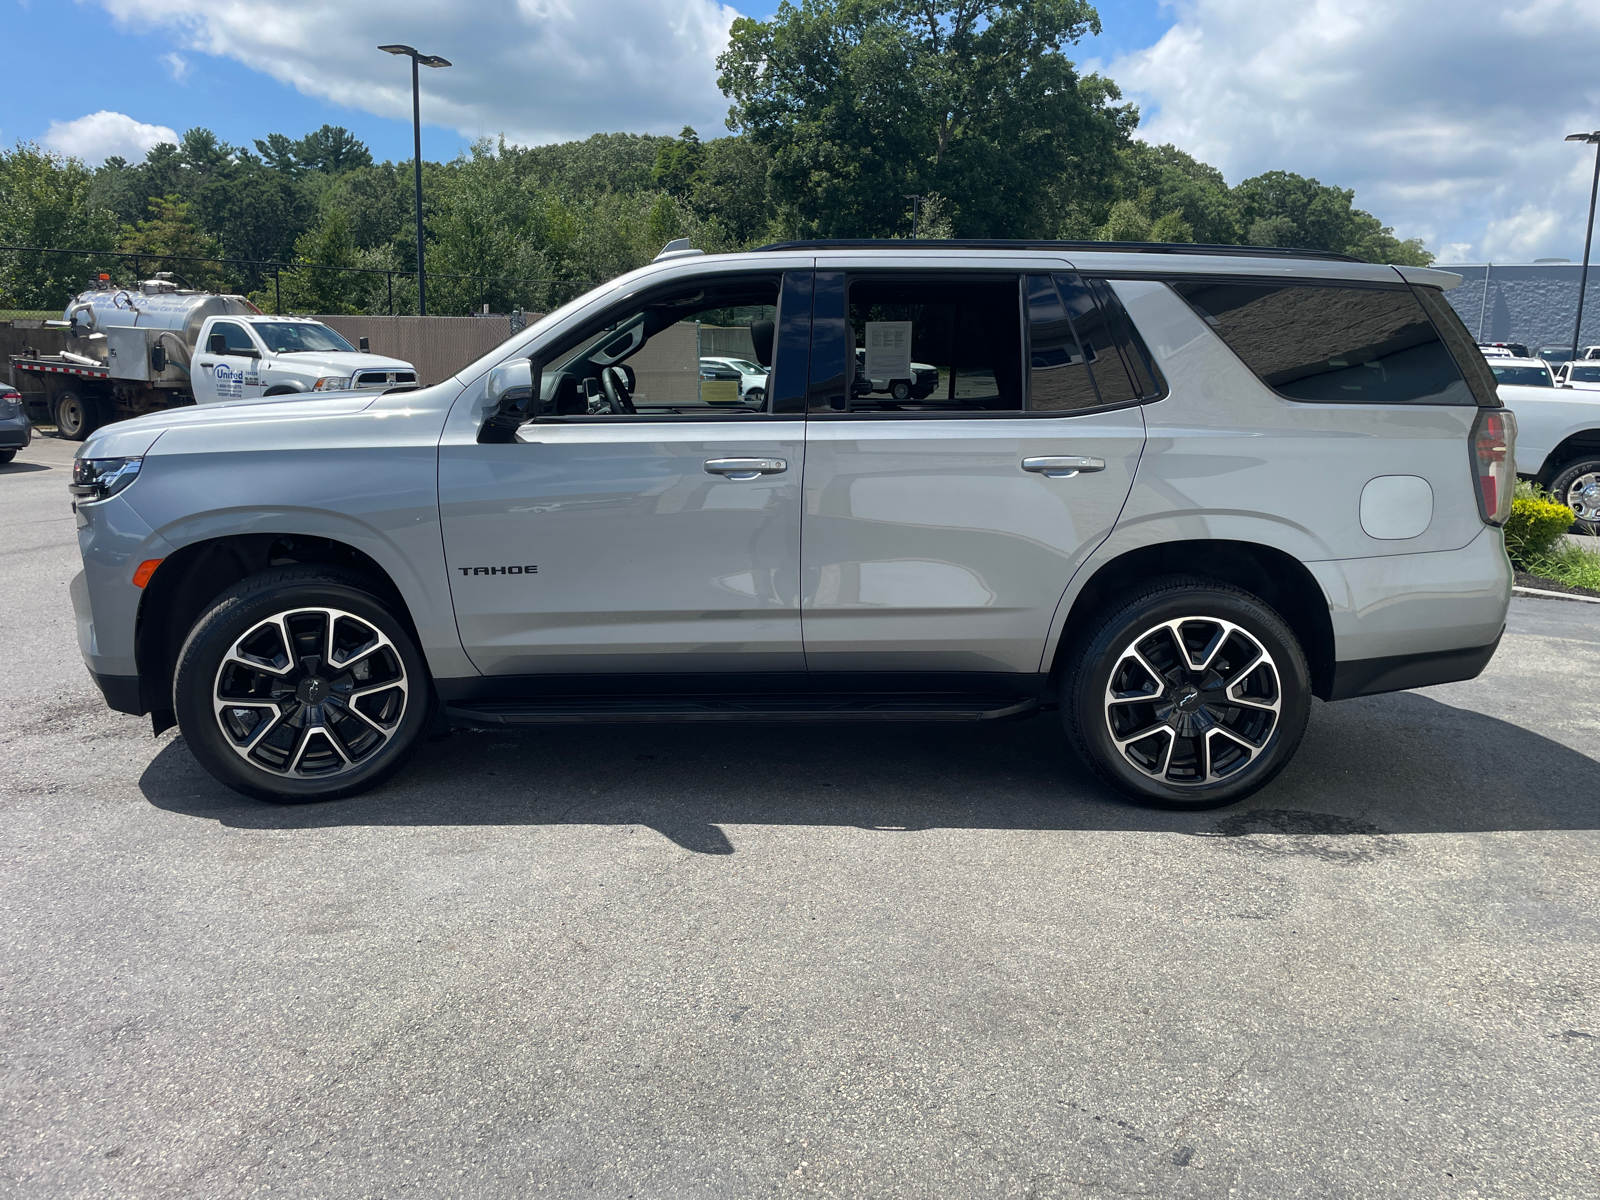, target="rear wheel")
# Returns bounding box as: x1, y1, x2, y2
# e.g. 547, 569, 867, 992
1550, 457, 1600, 535
52, 389, 105, 440
173, 566, 432, 802
1063, 578, 1312, 809
890, 380, 912, 401
0, 450, 15, 464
